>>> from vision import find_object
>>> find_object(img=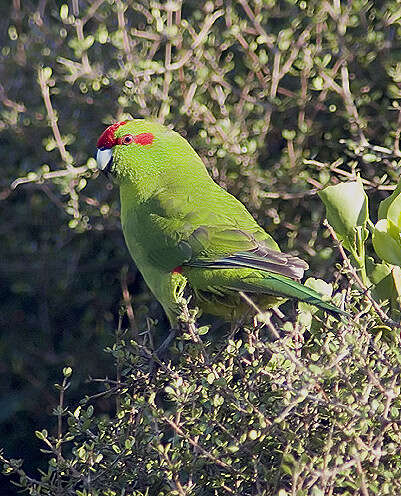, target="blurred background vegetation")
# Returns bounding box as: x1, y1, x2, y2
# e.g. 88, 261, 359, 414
1, 0, 401, 494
